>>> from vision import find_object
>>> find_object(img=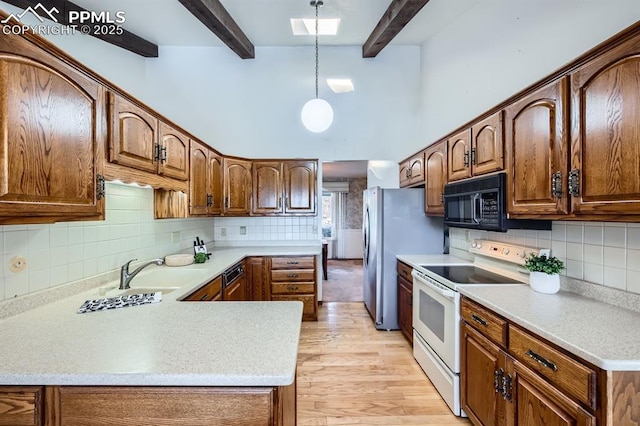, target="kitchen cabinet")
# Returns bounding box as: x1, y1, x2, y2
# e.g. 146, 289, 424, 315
183, 276, 222, 302
189, 140, 223, 216
448, 112, 504, 182
568, 33, 640, 216
461, 297, 597, 426
41, 383, 295, 425
396, 261, 413, 344
223, 158, 252, 215
0, 31, 106, 223
424, 141, 447, 216
0, 386, 43, 425
253, 161, 284, 215
270, 256, 317, 321
246, 257, 269, 301
399, 152, 425, 187
107, 93, 190, 182
283, 161, 317, 215
505, 78, 570, 216
223, 274, 246, 301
